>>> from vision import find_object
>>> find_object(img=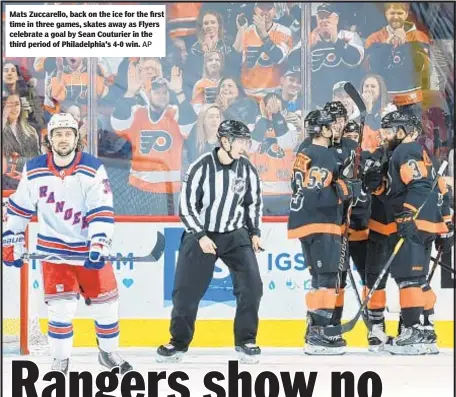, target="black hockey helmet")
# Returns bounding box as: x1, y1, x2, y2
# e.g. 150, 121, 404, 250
323, 101, 348, 119
304, 110, 335, 135
381, 110, 422, 135
217, 120, 251, 141
343, 120, 360, 135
